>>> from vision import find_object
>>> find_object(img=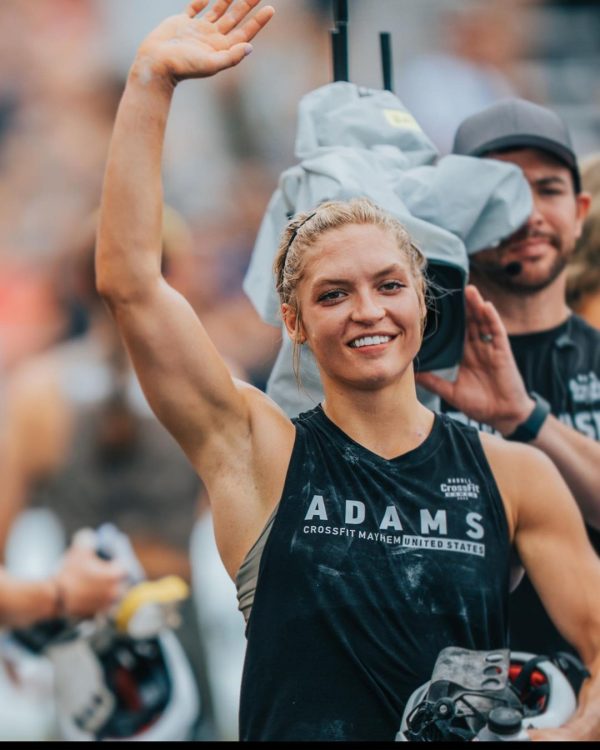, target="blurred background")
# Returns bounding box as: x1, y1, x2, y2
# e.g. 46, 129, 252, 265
1, 0, 599, 376
1, 0, 600, 373
0, 0, 598, 741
